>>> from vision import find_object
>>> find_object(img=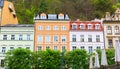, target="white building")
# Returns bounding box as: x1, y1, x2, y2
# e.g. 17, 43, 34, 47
70, 20, 104, 53
0, 24, 34, 68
